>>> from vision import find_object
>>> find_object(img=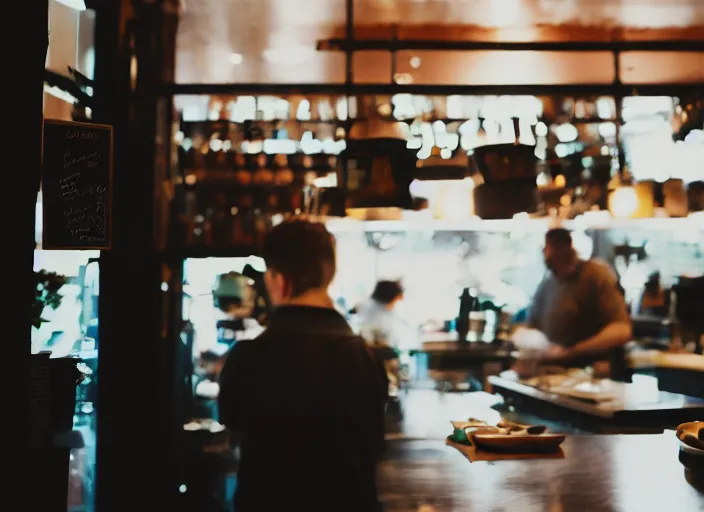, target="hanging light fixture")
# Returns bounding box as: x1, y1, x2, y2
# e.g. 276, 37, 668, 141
609, 185, 639, 219
343, 118, 415, 213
